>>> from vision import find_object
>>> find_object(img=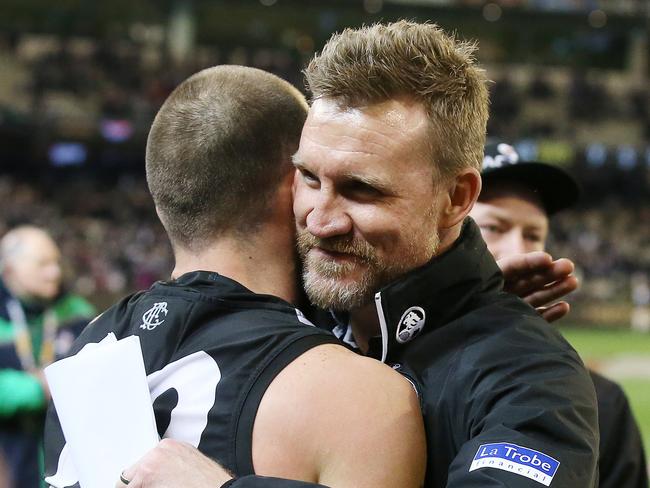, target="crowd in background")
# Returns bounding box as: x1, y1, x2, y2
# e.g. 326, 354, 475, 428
489, 72, 650, 143
0, 32, 303, 144
1, 32, 649, 148
549, 202, 650, 326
